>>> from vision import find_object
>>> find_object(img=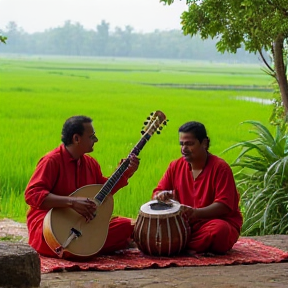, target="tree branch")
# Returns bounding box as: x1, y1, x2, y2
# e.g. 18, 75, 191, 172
258, 49, 275, 74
